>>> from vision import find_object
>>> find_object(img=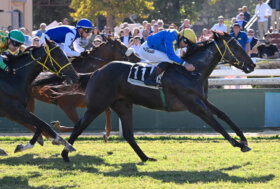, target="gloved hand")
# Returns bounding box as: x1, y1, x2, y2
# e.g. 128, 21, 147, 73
80, 51, 88, 57
182, 61, 195, 71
